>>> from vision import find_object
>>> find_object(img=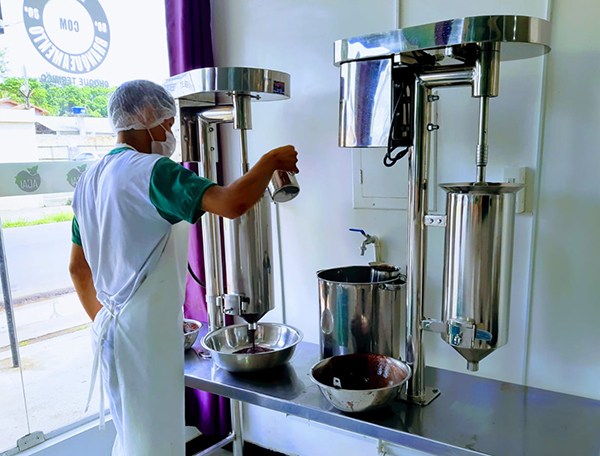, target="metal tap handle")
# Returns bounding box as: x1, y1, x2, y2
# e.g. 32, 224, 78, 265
475, 329, 493, 341
349, 228, 367, 237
